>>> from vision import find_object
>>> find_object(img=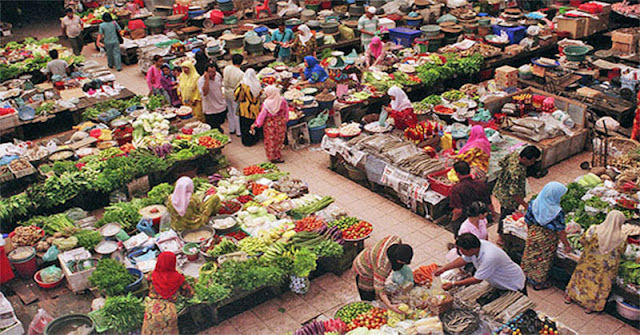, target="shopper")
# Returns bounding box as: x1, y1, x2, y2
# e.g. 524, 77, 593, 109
272, 23, 295, 62
194, 50, 209, 76
223, 54, 244, 137
97, 13, 122, 71
251, 86, 288, 163
565, 210, 626, 313
353, 235, 413, 314
521, 181, 572, 290
435, 233, 526, 293
146, 55, 170, 103
448, 161, 494, 233
365, 36, 386, 68
45, 49, 70, 81
61, 8, 83, 56
160, 64, 180, 107
291, 24, 317, 63
358, 6, 379, 49
456, 125, 491, 177
385, 86, 417, 130
235, 68, 263, 147
446, 201, 490, 262
493, 145, 541, 242
178, 61, 204, 122
198, 62, 226, 132
167, 177, 220, 231
142, 252, 194, 335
